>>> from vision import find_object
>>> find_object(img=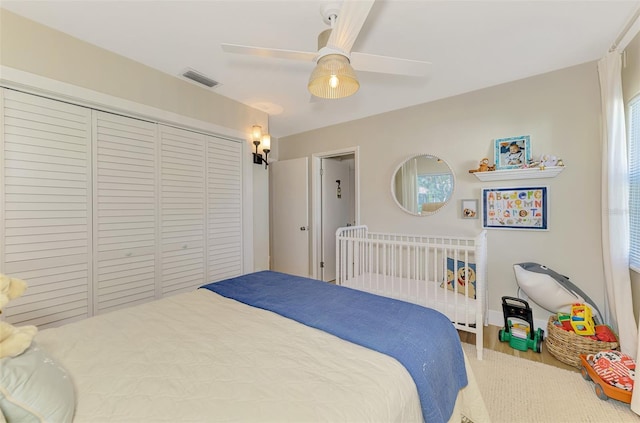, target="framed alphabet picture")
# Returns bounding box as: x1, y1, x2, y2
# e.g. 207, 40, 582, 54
494, 135, 531, 169
482, 186, 548, 230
